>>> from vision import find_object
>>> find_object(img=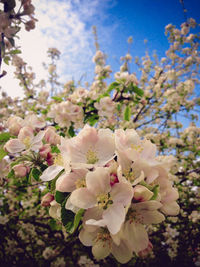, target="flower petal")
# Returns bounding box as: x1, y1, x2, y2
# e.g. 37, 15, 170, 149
123, 221, 149, 253
111, 240, 133, 264
92, 239, 111, 260
79, 228, 97, 246
103, 203, 125, 235
70, 188, 96, 209
111, 182, 133, 206
4, 139, 25, 153
40, 165, 64, 181
86, 167, 111, 196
